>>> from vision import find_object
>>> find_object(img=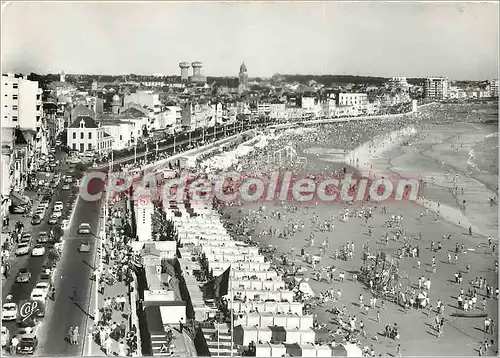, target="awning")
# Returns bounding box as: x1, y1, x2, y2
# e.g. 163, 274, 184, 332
10, 192, 29, 206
